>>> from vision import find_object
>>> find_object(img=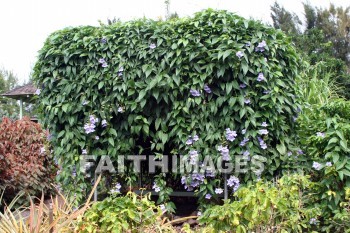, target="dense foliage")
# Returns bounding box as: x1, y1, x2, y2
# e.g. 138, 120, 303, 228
199, 174, 321, 232
76, 192, 162, 232
0, 117, 56, 206
33, 9, 301, 206
0, 69, 19, 121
